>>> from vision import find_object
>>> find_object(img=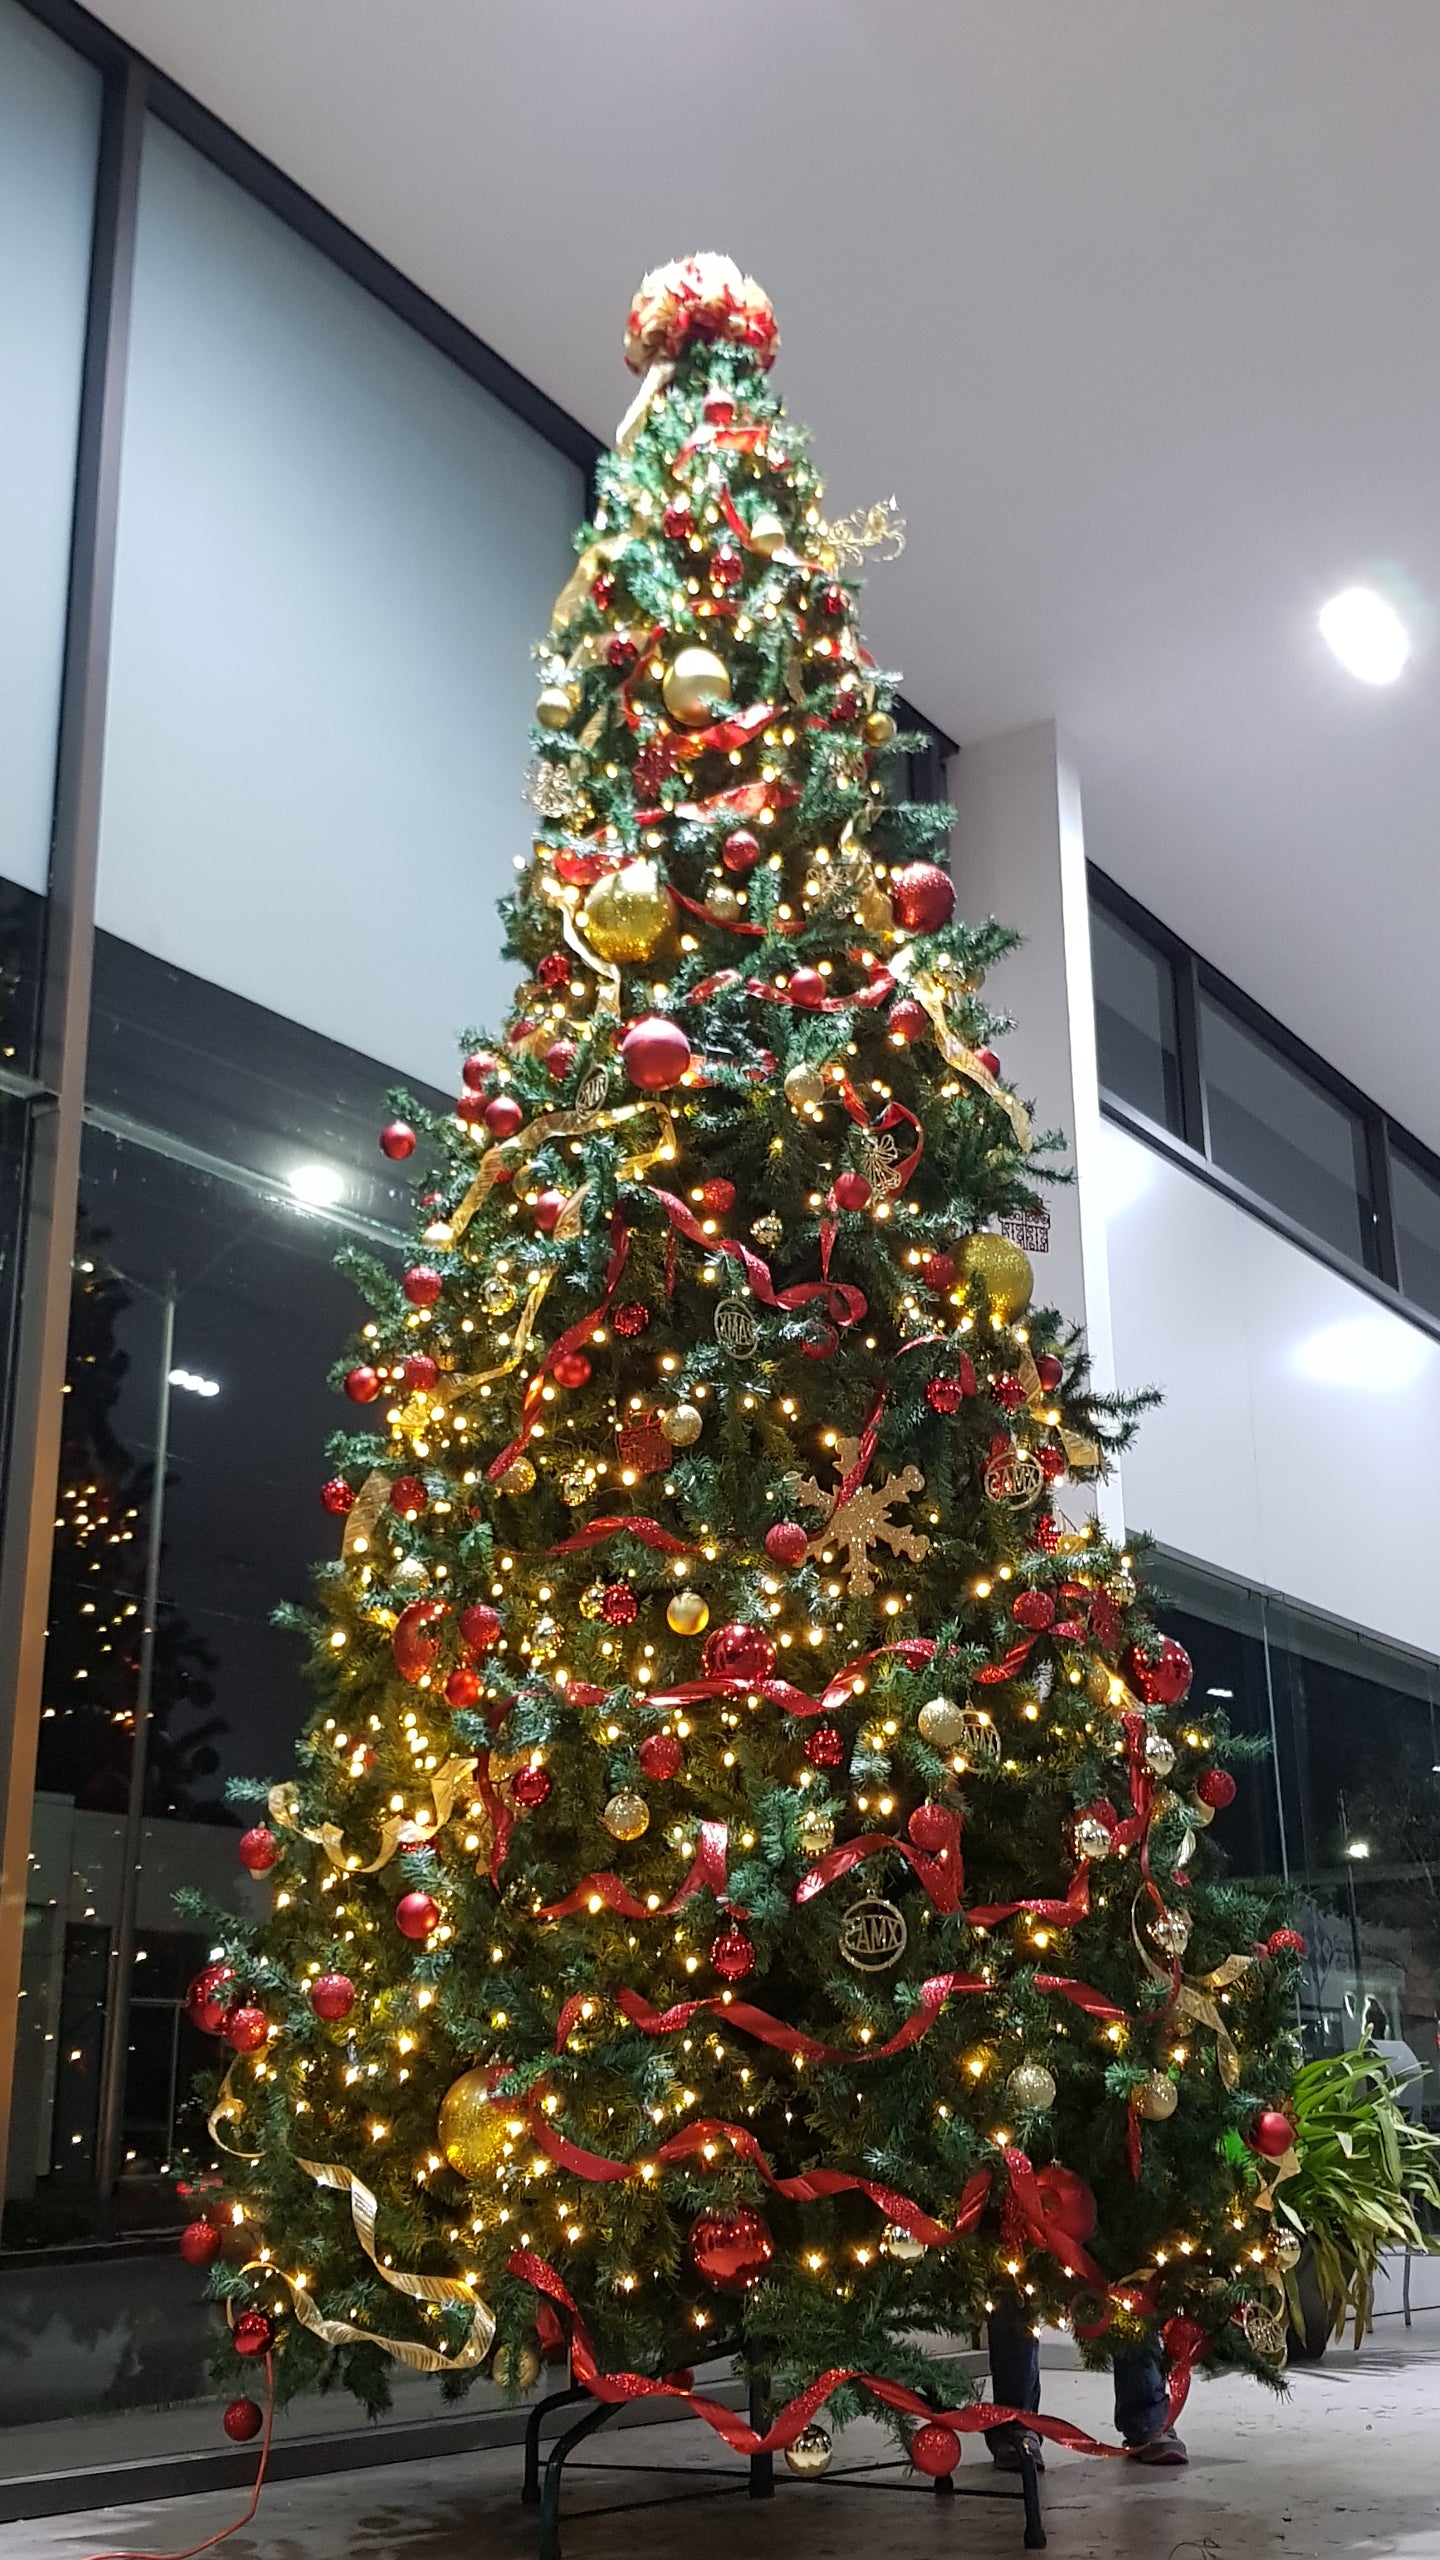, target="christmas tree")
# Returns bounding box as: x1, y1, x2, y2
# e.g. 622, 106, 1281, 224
192, 260, 1303, 2465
